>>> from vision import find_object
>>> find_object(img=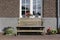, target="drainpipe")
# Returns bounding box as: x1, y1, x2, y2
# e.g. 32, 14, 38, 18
56, 0, 59, 33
